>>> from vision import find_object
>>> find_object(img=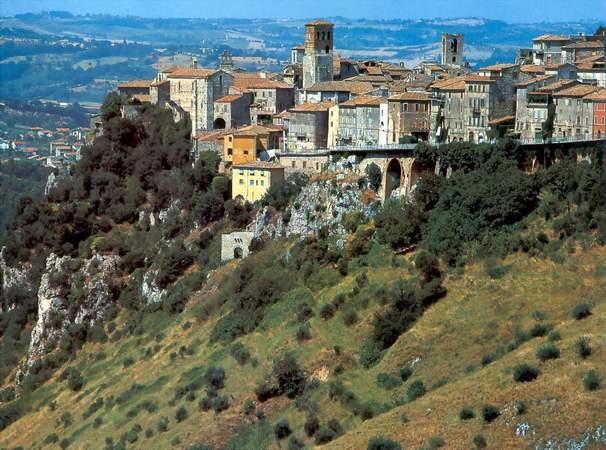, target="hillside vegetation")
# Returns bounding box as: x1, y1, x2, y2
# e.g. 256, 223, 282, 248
1, 94, 606, 449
